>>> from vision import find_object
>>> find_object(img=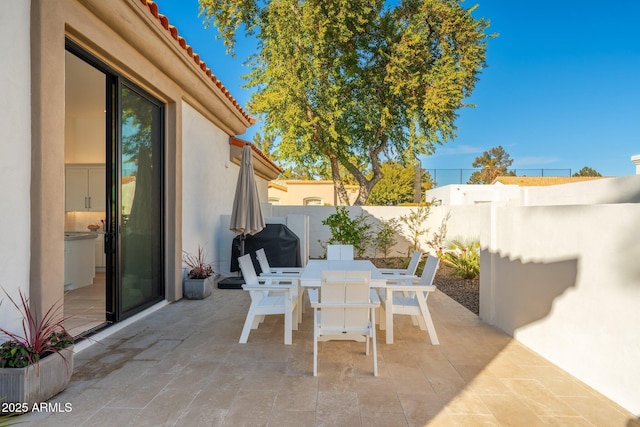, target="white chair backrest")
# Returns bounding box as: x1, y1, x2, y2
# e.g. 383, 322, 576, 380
255, 248, 271, 274
327, 244, 354, 260
321, 271, 370, 329
406, 251, 423, 275
418, 255, 440, 287
238, 254, 260, 285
